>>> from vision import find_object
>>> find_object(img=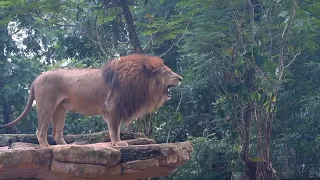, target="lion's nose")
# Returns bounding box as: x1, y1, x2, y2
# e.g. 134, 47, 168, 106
172, 72, 183, 82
